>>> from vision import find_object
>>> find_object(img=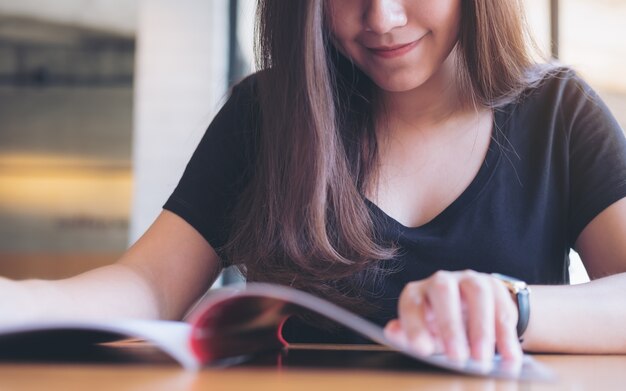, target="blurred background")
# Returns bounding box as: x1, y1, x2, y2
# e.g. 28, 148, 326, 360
0, 0, 623, 284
